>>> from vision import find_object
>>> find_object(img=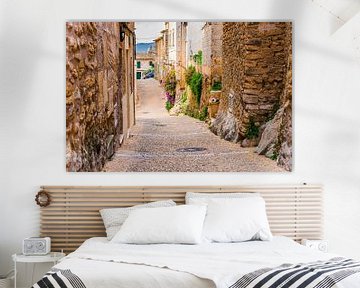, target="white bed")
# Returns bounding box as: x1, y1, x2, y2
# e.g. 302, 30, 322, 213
38, 236, 360, 288
35, 187, 359, 288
